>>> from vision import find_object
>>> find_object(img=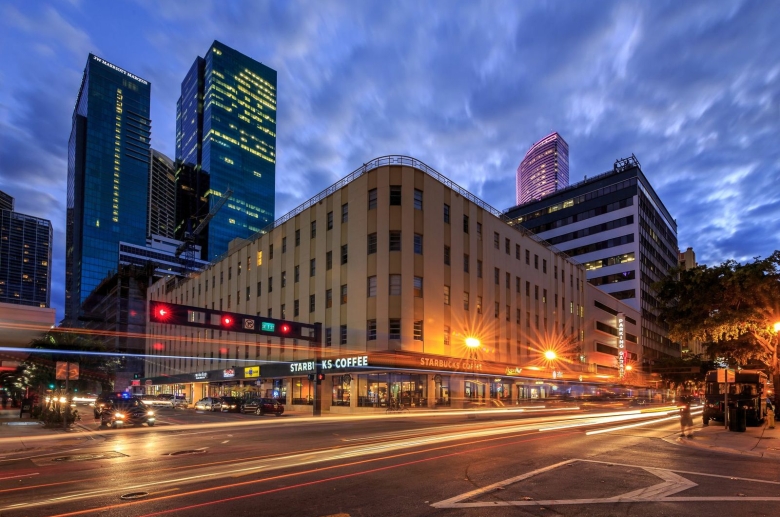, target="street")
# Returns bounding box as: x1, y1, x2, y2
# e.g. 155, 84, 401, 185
1, 405, 779, 516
